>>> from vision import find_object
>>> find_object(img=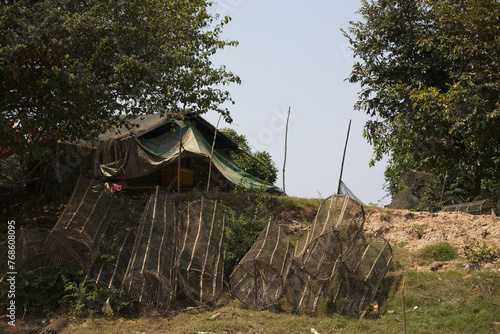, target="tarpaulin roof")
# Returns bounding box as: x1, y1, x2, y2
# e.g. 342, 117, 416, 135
89, 113, 239, 151
99, 119, 271, 190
